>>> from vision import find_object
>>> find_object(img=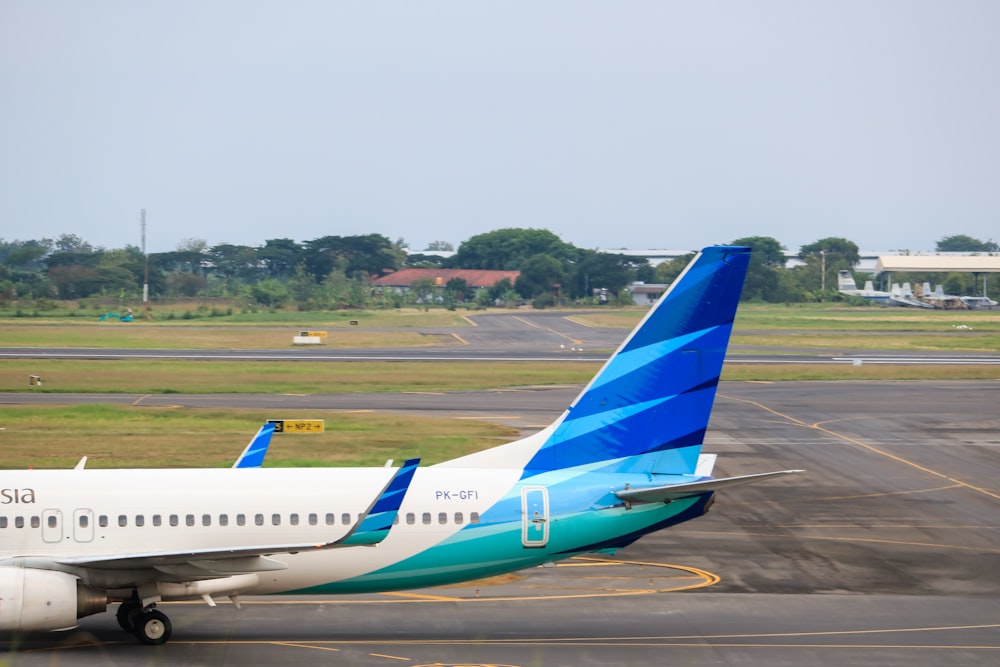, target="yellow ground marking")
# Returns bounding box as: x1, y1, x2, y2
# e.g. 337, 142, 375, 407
719, 392, 1000, 502
513, 315, 582, 345
382, 591, 463, 602
274, 641, 340, 653
460, 315, 478, 327
450, 333, 469, 345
